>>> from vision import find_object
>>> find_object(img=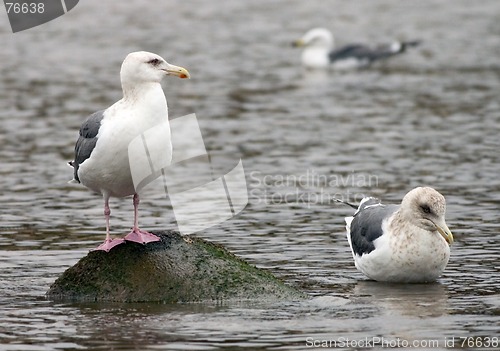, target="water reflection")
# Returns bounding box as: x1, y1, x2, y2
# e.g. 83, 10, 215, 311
352, 281, 449, 318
